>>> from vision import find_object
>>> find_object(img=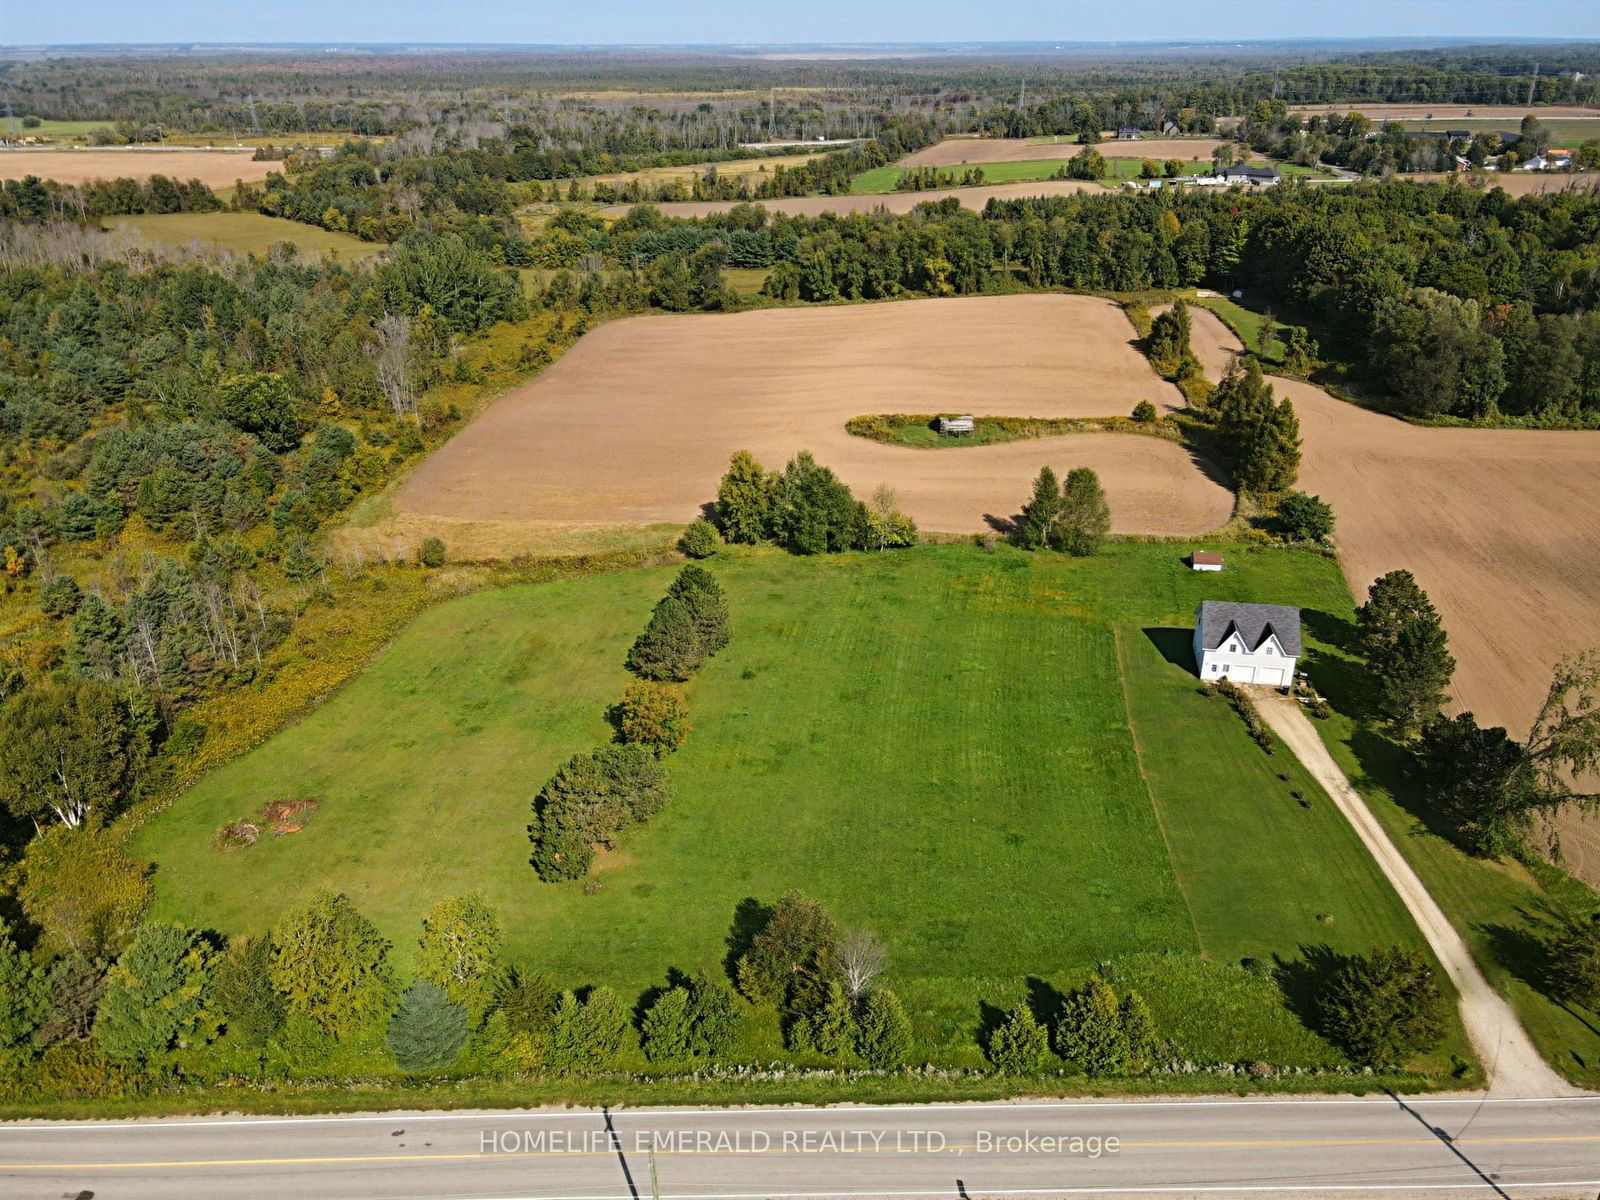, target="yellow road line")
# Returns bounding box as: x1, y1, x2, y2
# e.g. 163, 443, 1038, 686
4, 1134, 1598, 1172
